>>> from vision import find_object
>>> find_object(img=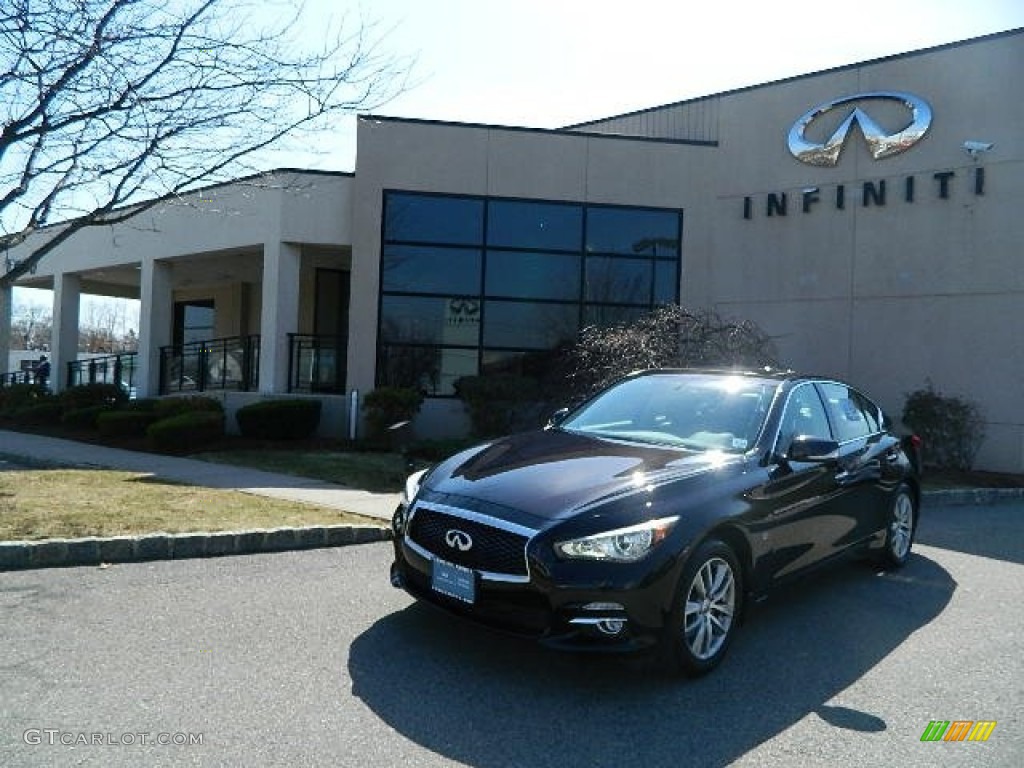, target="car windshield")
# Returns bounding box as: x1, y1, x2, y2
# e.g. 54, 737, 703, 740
560, 373, 777, 452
